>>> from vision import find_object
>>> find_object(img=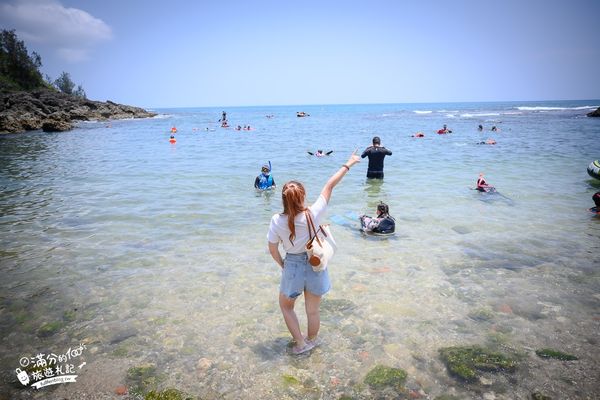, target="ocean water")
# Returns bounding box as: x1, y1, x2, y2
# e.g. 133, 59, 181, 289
1, 100, 599, 399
